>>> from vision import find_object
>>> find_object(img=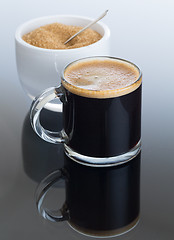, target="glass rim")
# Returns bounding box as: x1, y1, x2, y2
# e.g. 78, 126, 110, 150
61, 56, 142, 98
